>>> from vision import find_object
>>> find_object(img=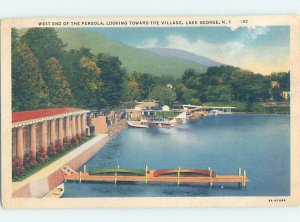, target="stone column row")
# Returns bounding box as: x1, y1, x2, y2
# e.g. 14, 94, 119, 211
15, 114, 86, 163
